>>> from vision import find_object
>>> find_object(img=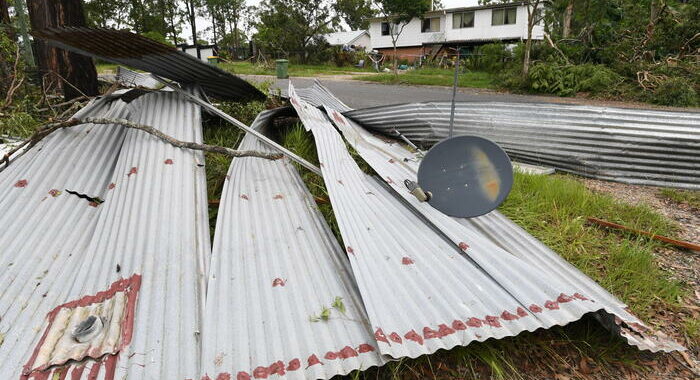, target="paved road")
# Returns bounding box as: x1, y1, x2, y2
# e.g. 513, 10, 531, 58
240, 74, 694, 112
